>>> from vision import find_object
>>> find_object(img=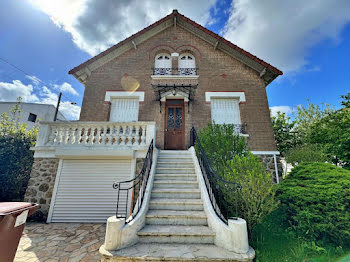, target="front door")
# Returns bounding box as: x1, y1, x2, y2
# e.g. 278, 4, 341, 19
164, 100, 185, 150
